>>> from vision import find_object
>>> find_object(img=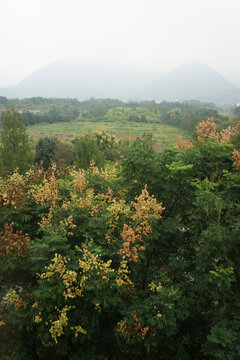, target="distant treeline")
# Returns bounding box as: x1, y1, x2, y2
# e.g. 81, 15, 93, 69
0, 96, 80, 106
22, 109, 80, 126
0, 96, 239, 132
